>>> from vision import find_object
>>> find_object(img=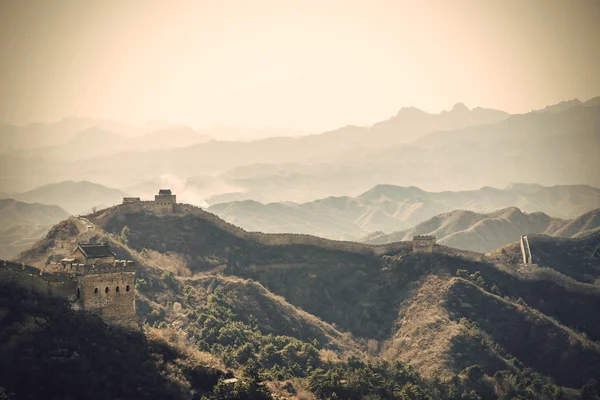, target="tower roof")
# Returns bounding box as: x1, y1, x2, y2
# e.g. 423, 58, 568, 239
158, 189, 172, 195
73, 242, 116, 258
